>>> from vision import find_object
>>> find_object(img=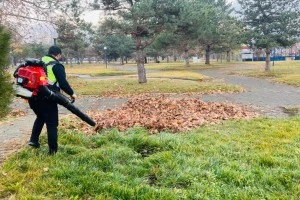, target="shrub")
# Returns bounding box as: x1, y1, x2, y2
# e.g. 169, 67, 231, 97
0, 25, 13, 118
